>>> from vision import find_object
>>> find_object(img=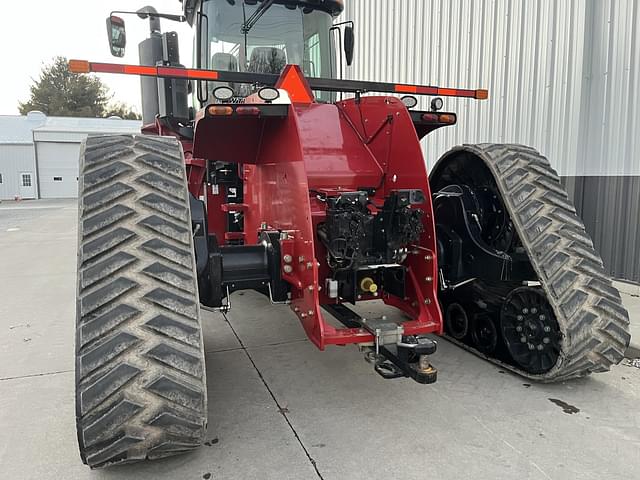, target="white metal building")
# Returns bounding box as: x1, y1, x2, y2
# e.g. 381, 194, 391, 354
32, 116, 141, 198
0, 112, 45, 199
0, 113, 141, 200
340, 0, 640, 283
